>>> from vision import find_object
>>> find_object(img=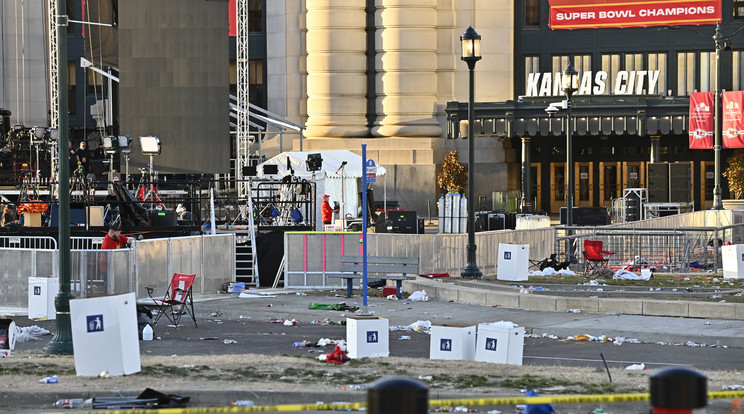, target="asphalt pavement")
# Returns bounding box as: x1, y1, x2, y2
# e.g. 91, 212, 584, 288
5, 277, 744, 413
